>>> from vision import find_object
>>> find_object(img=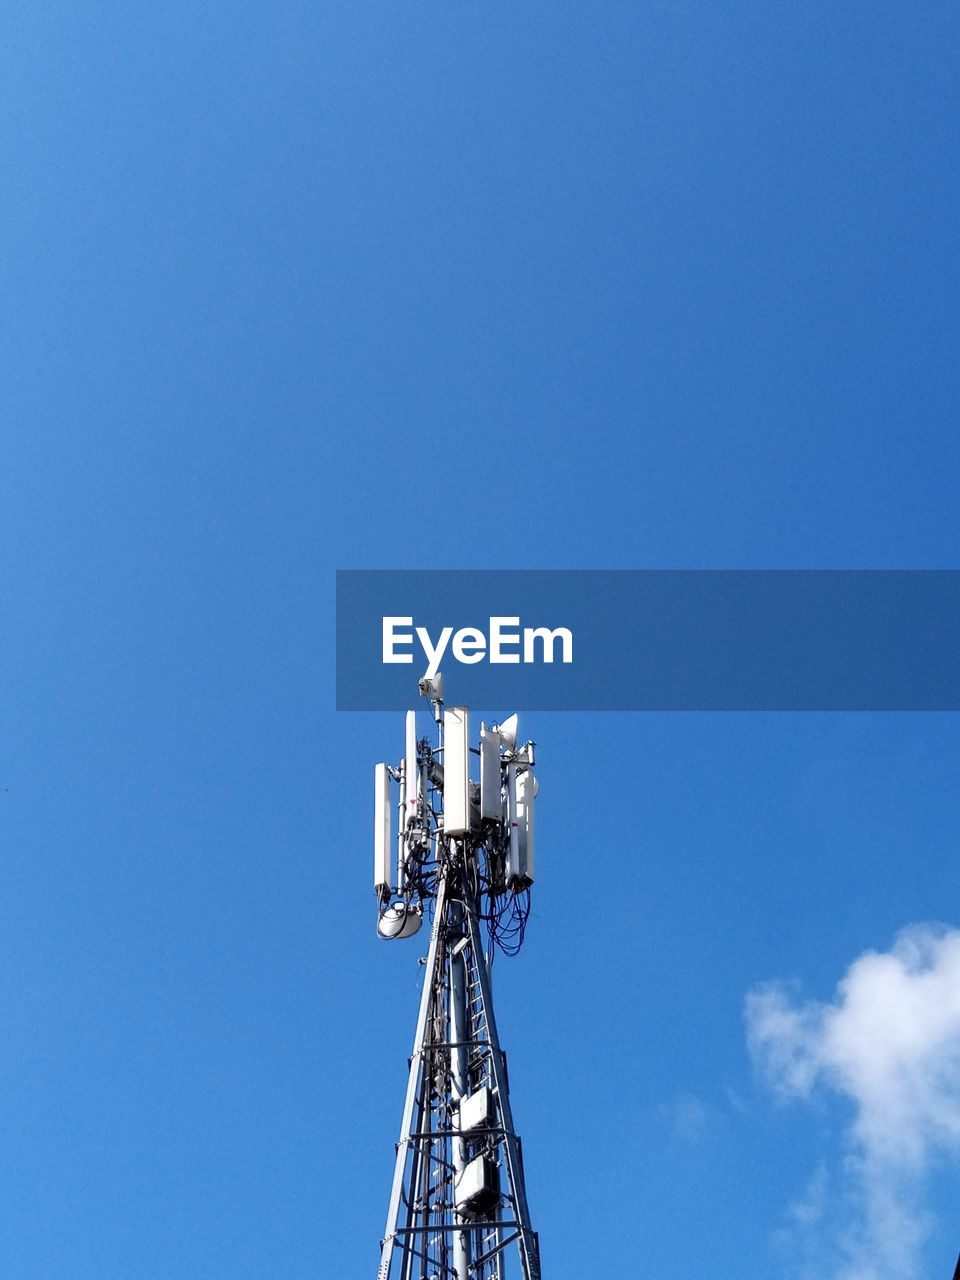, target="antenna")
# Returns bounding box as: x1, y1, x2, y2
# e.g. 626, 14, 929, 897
372, 679, 541, 1280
